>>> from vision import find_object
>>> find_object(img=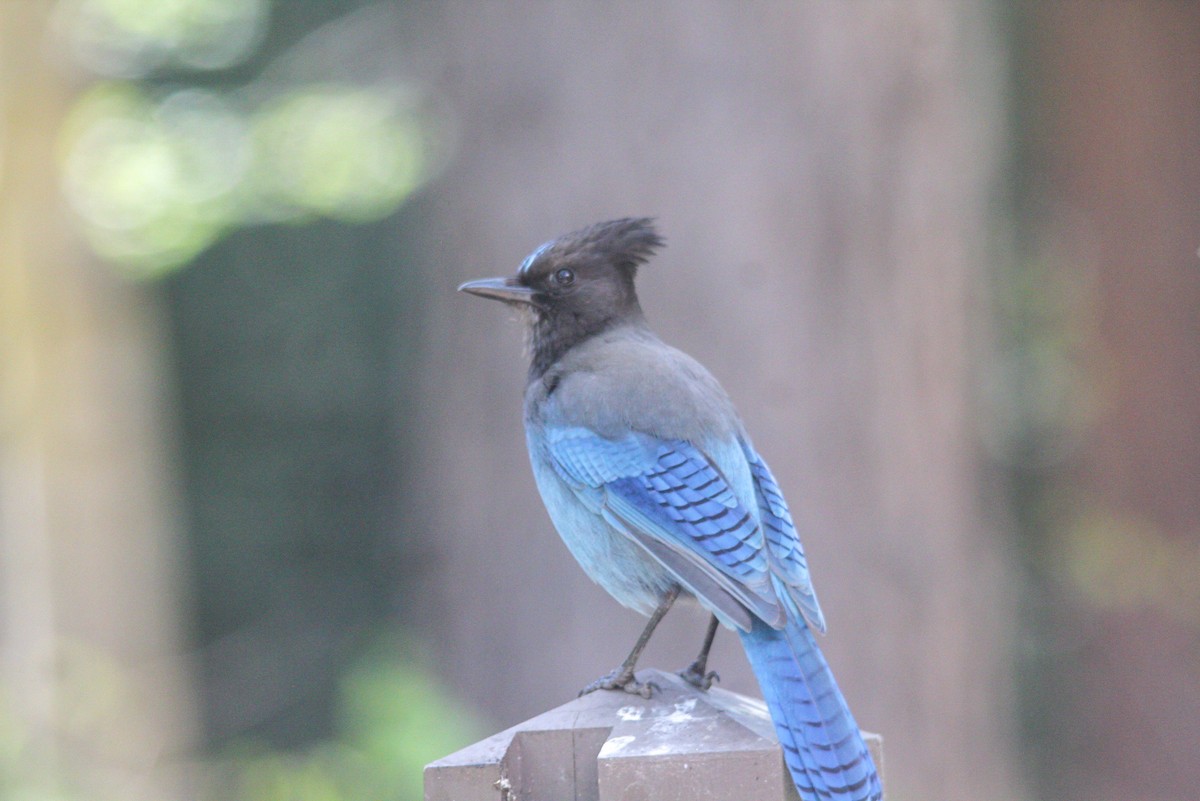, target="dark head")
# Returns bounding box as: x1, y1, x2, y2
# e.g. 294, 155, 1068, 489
458, 217, 664, 379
